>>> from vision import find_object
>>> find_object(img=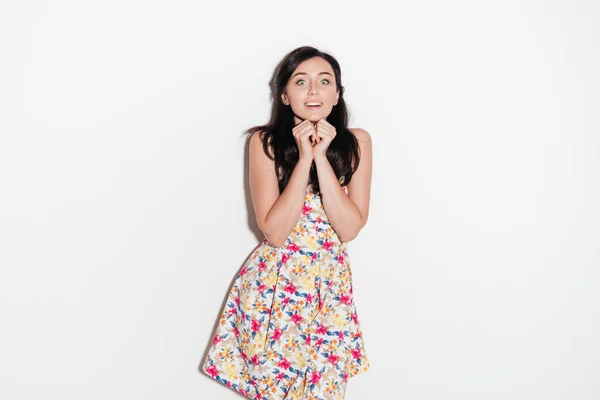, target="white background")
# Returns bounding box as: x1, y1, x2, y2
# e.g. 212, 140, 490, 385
1, 1, 599, 399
